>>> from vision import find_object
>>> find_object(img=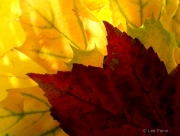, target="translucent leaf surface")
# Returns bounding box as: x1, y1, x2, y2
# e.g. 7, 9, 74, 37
0, 87, 68, 136
0, 49, 46, 101
110, 0, 163, 28
66, 46, 104, 70
28, 22, 180, 136
81, 0, 112, 22
0, 0, 26, 56
17, 0, 107, 73
127, 17, 177, 73
1, 0, 180, 135
160, 0, 180, 43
